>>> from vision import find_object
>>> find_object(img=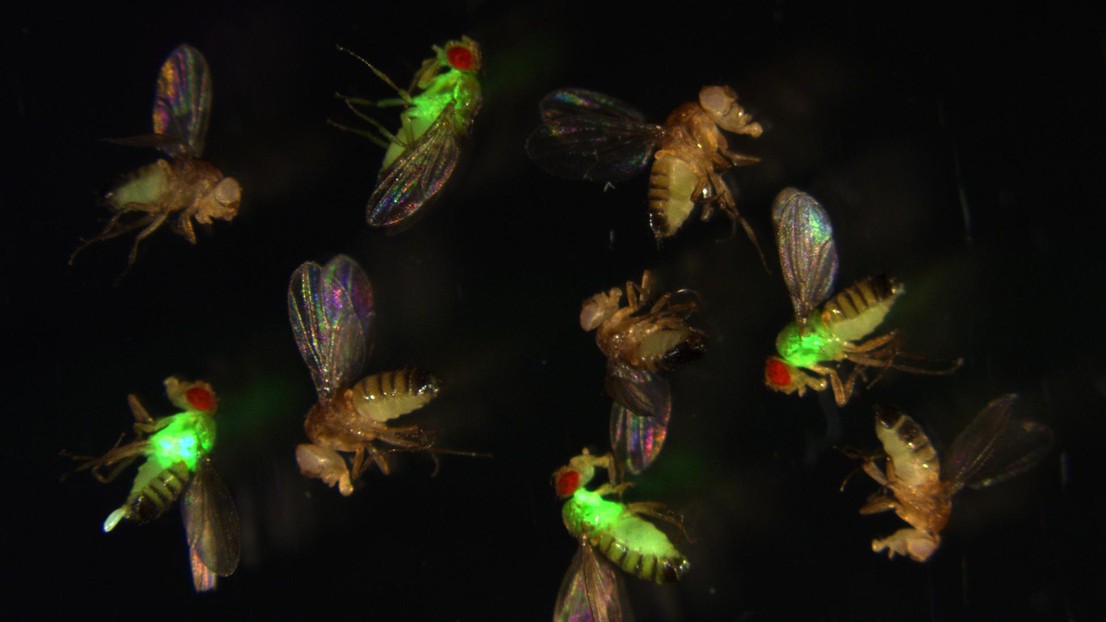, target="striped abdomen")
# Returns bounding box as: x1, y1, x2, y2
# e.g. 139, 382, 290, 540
124, 461, 192, 524
874, 407, 940, 490
647, 152, 702, 241
821, 275, 903, 342
588, 519, 690, 583
351, 368, 441, 423
563, 492, 690, 584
